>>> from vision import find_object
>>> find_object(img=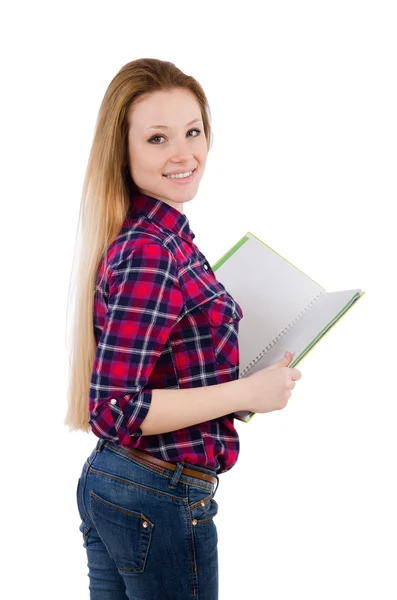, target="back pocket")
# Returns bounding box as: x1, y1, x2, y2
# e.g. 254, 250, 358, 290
89, 490, 154, 573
